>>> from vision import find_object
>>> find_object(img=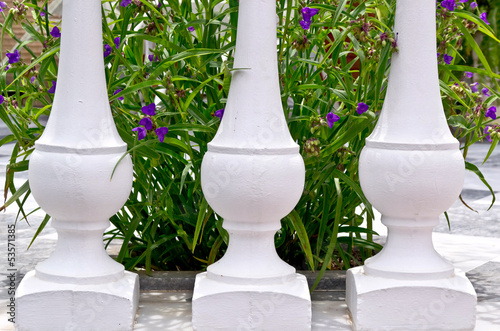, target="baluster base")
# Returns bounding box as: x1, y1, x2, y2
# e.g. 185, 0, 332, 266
16, 270, 139, 331
346, 266, 476, 330
192, 272, 311, 330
